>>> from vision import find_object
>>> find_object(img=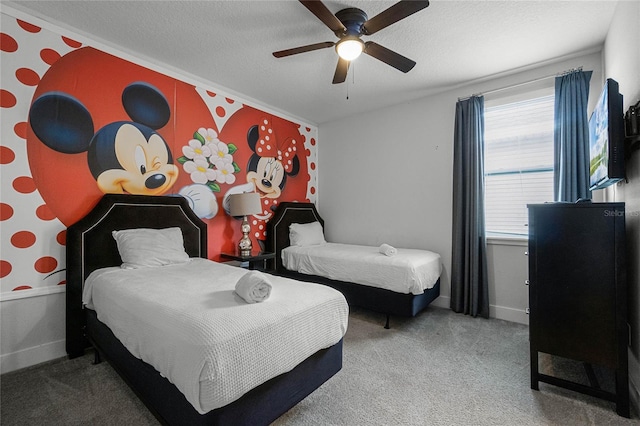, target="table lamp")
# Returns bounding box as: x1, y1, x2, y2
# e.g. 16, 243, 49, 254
229, 192, 262, 256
